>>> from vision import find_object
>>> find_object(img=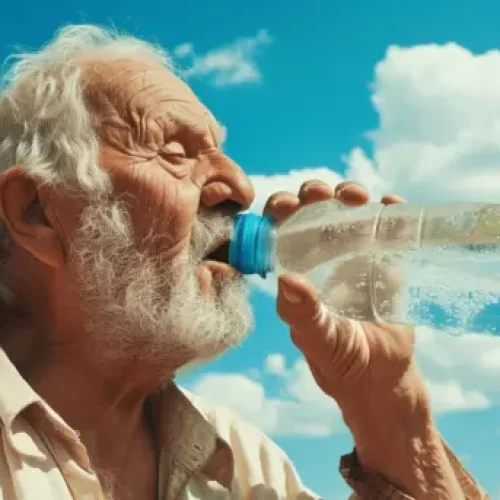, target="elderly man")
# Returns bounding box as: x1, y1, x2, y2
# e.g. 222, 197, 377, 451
0, 25, 487, 500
